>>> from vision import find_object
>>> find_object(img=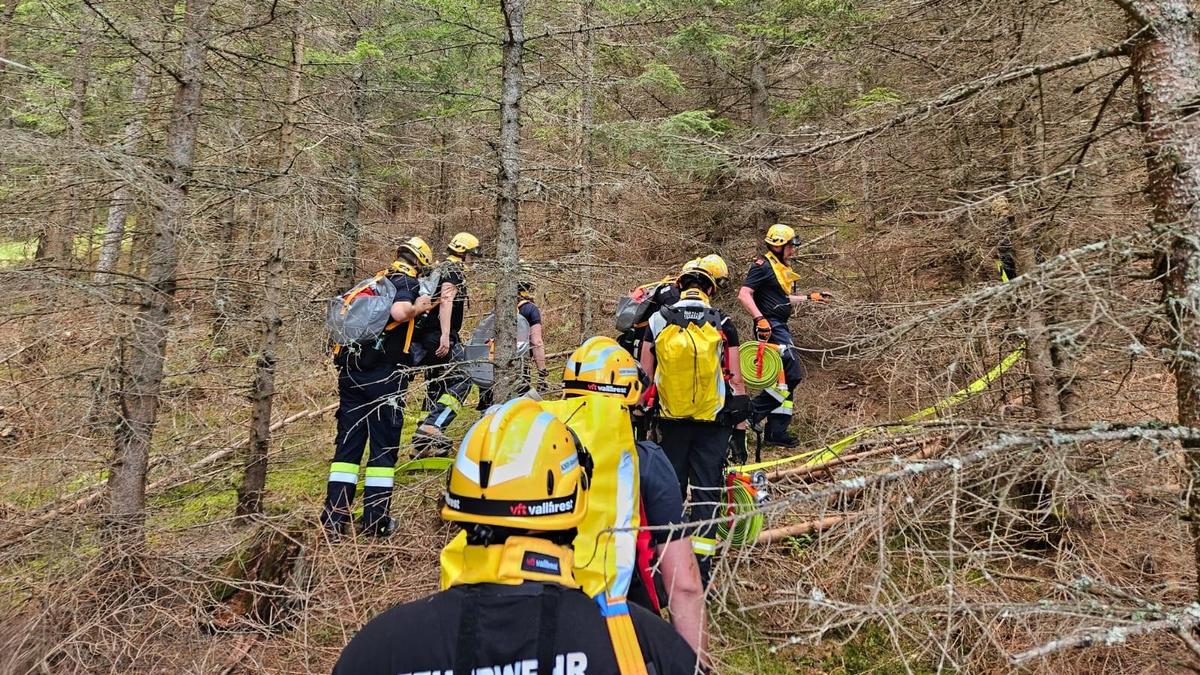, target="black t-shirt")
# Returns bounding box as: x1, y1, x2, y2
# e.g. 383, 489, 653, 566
332, 582, 697, 675
742, 257, 792, 322
518, 299, 542, 327
651, 283, 680, 311
635, 441, 685, 547
380, 273, 422, 365
418, 260, 468, 338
